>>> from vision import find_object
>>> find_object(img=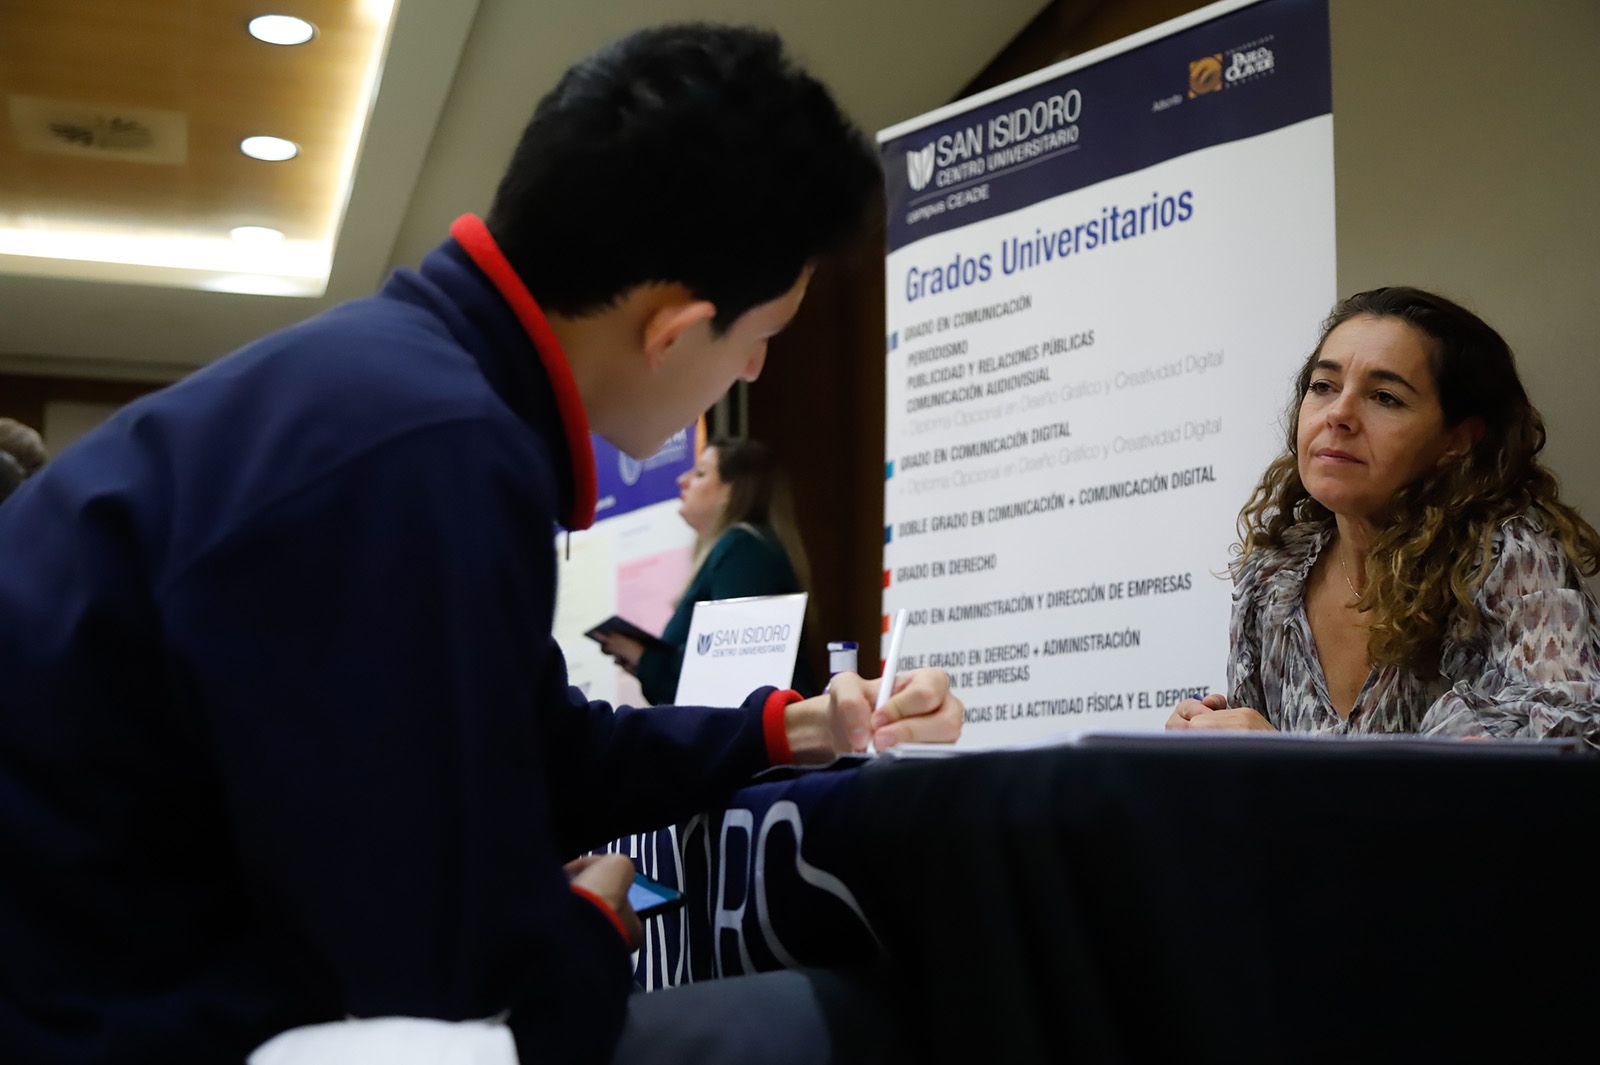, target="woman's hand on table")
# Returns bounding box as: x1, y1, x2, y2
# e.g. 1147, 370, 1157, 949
1166, 693, 1275, 732
783, 668, 964, 762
